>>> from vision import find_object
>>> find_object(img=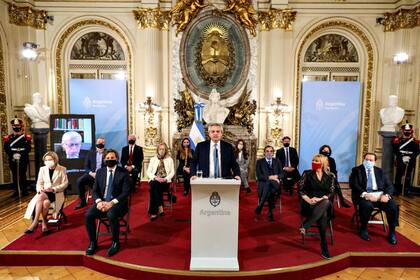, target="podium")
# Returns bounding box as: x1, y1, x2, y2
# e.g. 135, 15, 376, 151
190, 178, 240, 271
